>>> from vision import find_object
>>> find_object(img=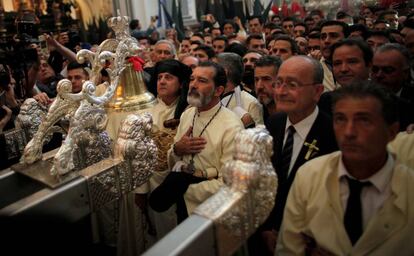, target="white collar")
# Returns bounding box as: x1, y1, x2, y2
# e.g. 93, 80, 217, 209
338, 152, 394, 193
285, 106, 319, 141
